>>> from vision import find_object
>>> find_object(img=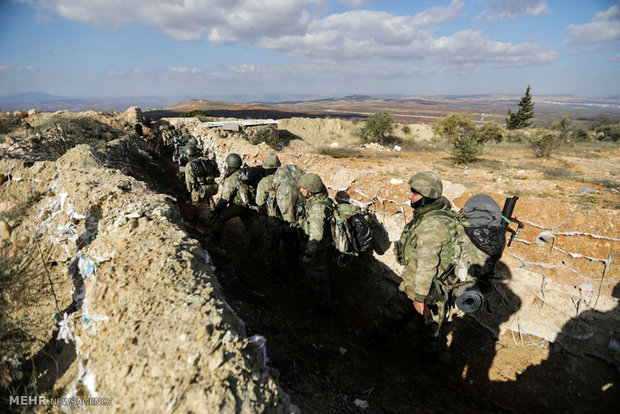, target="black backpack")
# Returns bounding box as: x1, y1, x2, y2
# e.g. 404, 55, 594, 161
348, 214, 374, 254
190, 158, 218, 185
239, 165, 267, 187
